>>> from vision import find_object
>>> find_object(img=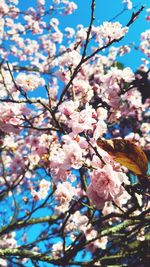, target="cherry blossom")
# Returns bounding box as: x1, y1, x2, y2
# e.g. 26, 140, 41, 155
63, 1, 77, 15
0, 232, 17, 249
122, 0, 132, 10
68, 104, 96, 134
98, 22, 128, 44
140, 29, 150, 57
87, 164, 130, 209
0, 0, 149, 265
55, 181, 77, 213
51, 242, 63, 258
49, 139, 84, 181
59, 100, 79, 116
16, 73, 45, 91
30, 179, 51, 200
146, 8, 150, 21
